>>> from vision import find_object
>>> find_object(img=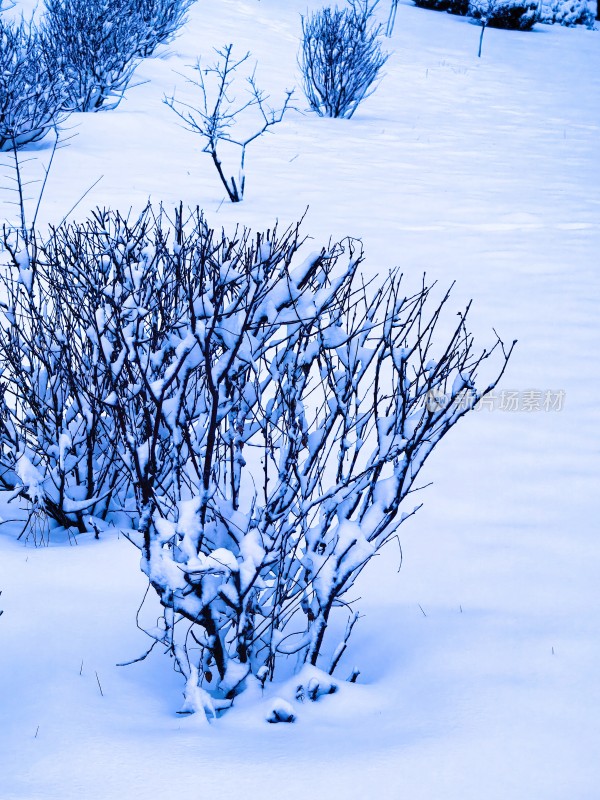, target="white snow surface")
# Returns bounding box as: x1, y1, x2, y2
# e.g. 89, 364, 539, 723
1, 1, 599, 797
